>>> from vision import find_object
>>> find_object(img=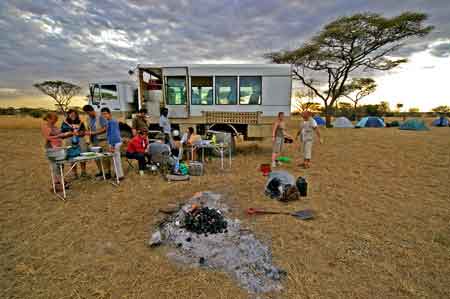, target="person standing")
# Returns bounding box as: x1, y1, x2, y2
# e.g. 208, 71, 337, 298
83, 105, 110, 178
61, 109, 88, 177
101, 107, 124, 180
126, 128, 149, 176
41, 112, 72, 190
296, 111, 322, 168
271, 112, 290, 168
159, 107, 174, 148
132, 108, 149, 136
